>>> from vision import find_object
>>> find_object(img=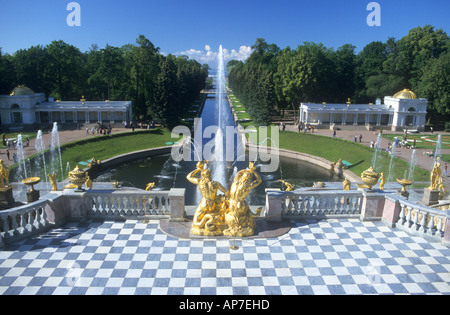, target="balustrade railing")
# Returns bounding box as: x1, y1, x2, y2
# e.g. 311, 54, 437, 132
0, 199, 50, 245
279, 190, 363, 218
396, 199, 447, 241
86, 191, 171, 219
